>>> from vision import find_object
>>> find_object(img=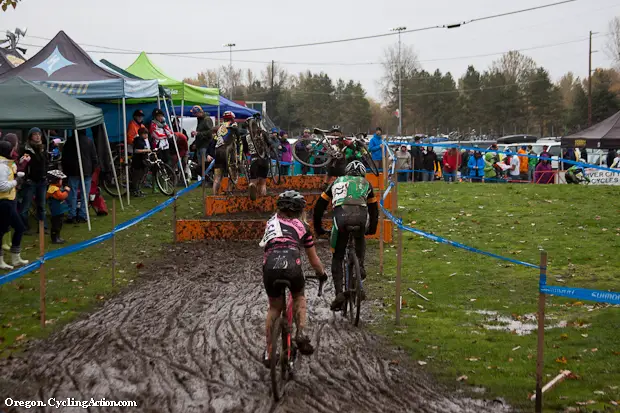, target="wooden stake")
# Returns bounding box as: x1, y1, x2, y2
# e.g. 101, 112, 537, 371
395, 217, 403, 326
379, 145, 388, 275
535, 250, 548, 413
201, 153, 206, 209
172, 197, 178, 244
112, 199, 116, 287
38, 220, 46, 329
